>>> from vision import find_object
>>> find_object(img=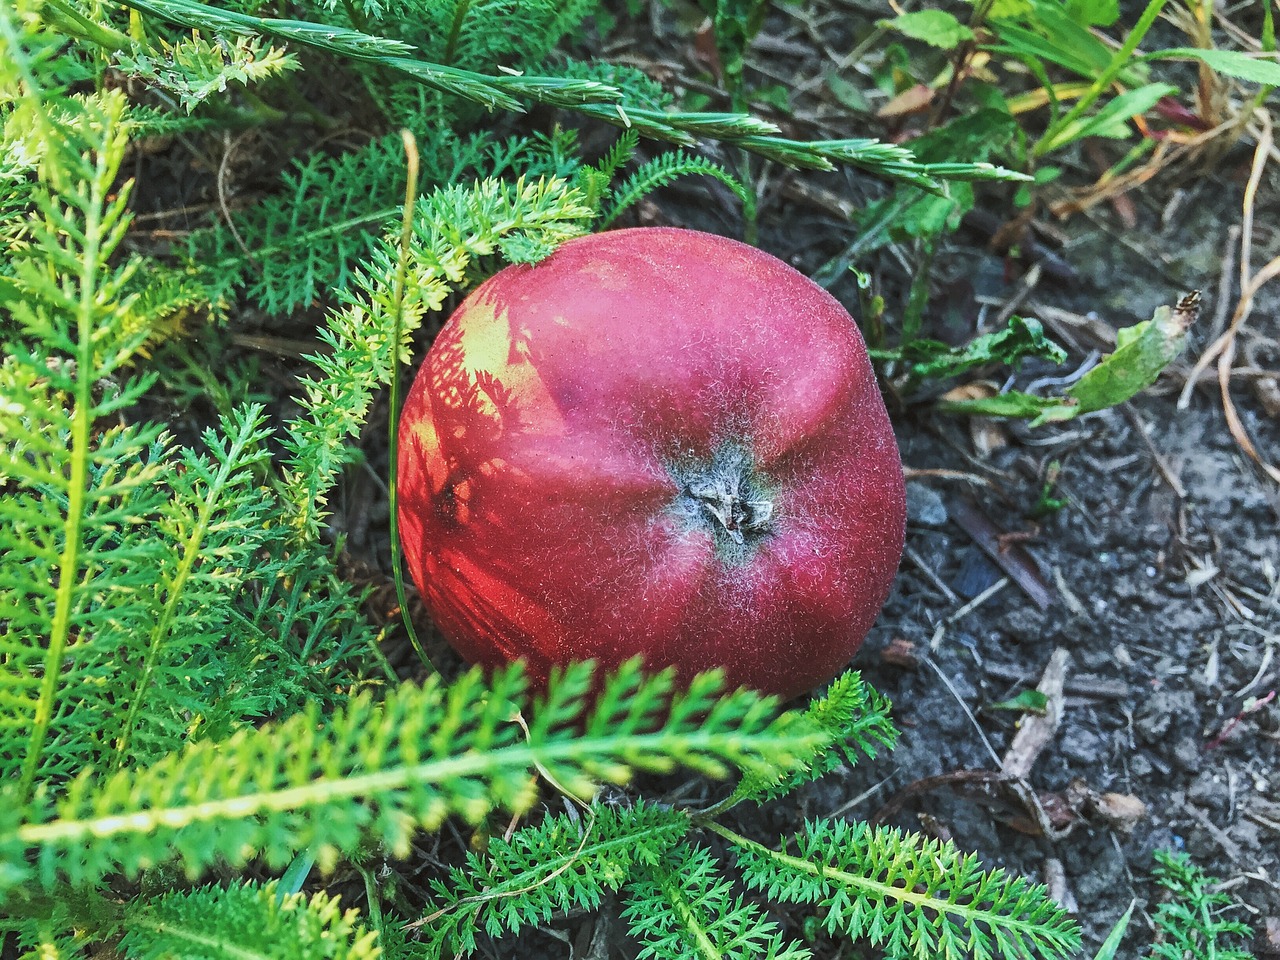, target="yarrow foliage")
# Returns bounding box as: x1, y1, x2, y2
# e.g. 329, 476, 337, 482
0, 0, 1087, 955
